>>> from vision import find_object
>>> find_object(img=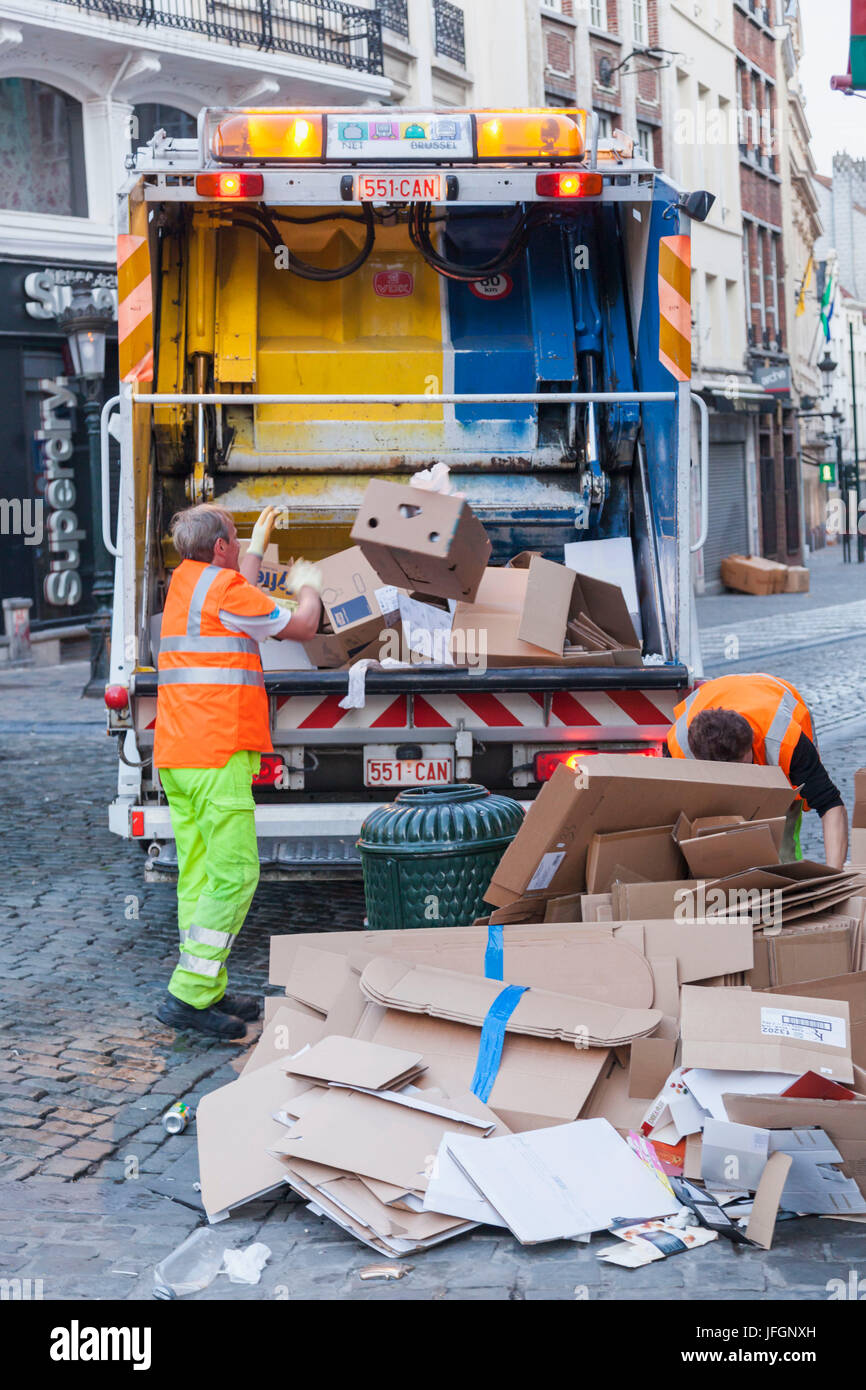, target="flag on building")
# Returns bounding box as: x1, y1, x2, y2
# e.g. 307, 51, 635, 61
795, 255, 813, 317
820, 268, 836, 340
